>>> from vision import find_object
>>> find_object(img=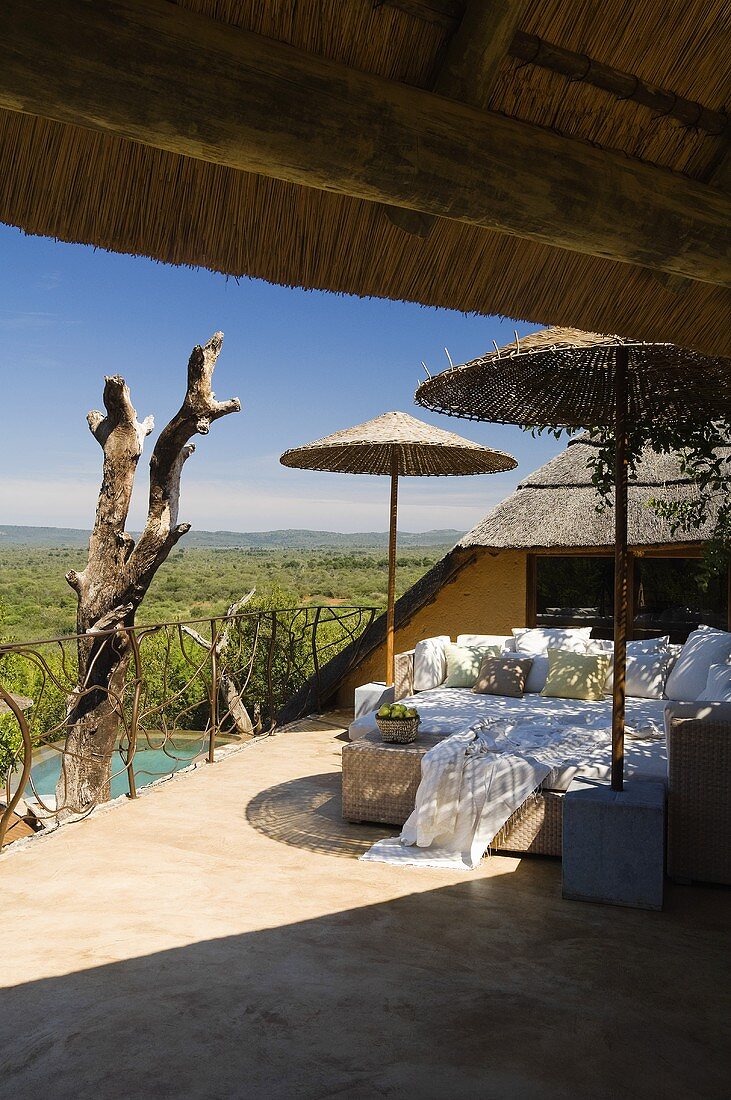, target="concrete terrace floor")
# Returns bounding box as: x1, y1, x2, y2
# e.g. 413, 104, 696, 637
2, 714, 730, 1100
